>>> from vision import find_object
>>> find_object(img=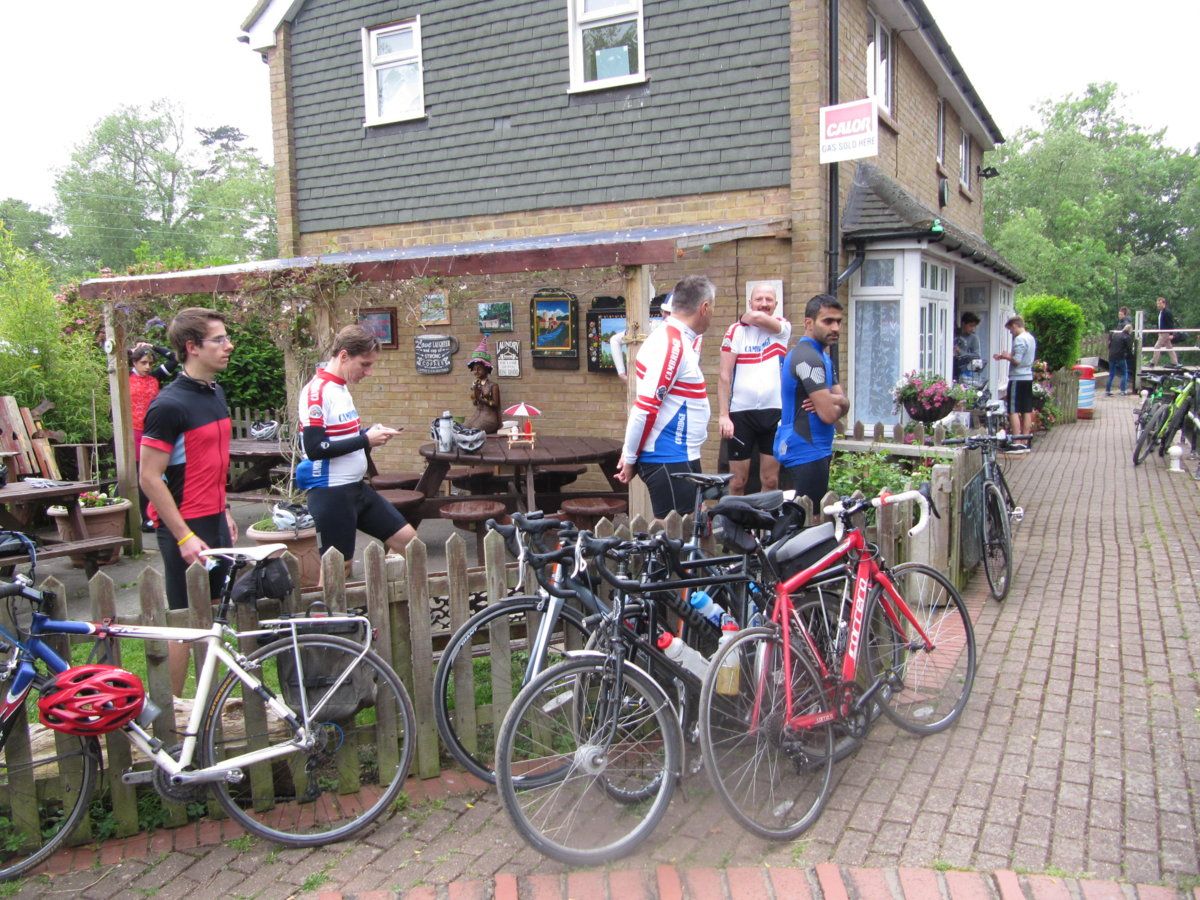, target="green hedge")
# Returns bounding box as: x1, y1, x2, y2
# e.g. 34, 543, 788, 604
1016, 294, 1086, 371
